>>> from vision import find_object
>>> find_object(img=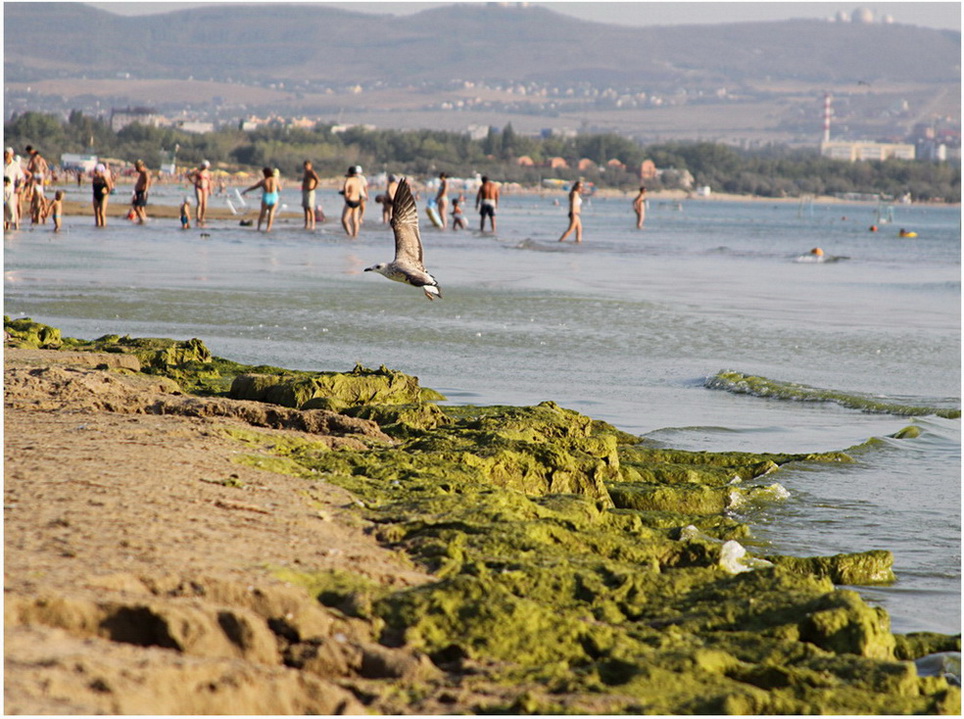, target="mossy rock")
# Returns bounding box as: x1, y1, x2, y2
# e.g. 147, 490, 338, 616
607, 481, 732, 515
769, 550, 896, 586
893, 632, 962, 661
230, 364, 444, 411
4, 316, 63, 348
342, 403, 451, 438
